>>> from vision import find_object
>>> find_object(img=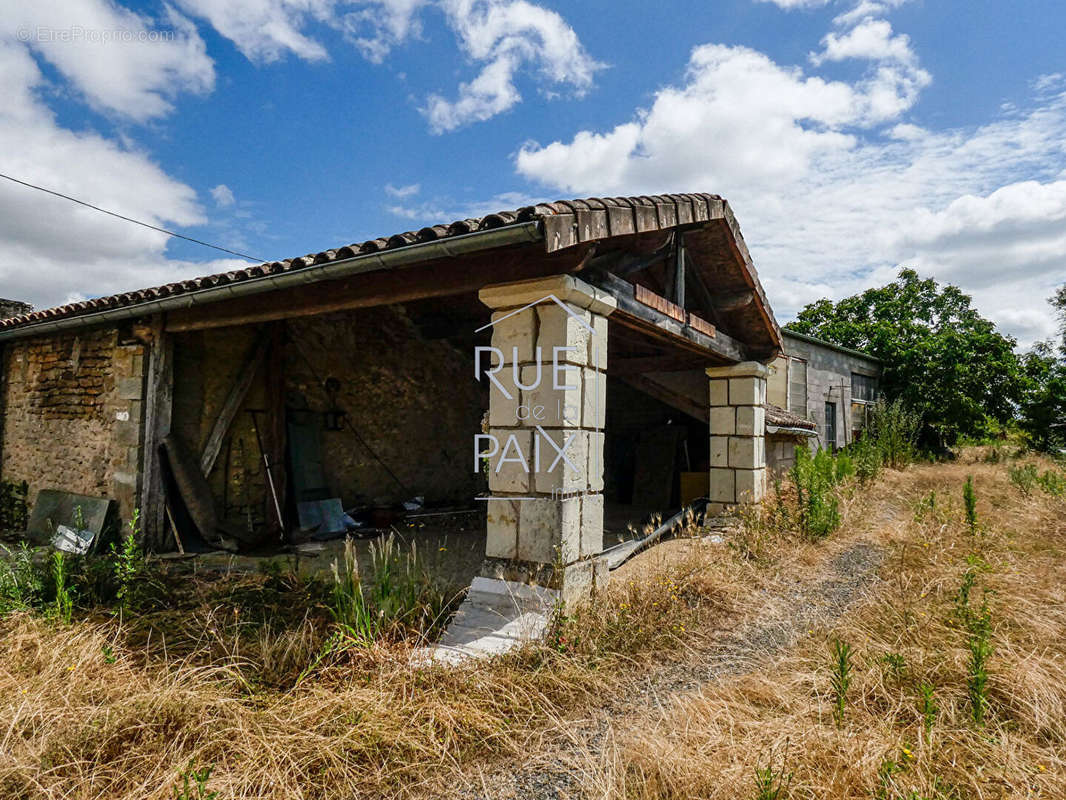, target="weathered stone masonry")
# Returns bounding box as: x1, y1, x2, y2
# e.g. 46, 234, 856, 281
479, 275, 615, 602
0, 327, 145, 522
707, 361, 768, 514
